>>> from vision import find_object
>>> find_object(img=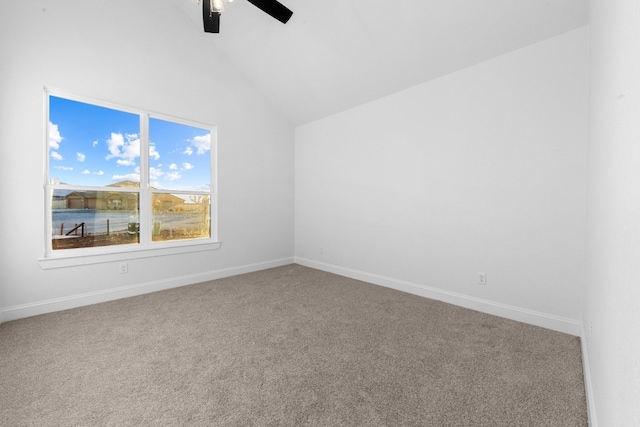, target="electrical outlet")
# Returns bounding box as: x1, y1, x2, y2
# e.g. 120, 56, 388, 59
119, 262, 128, 274
478, 272, 487, 285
